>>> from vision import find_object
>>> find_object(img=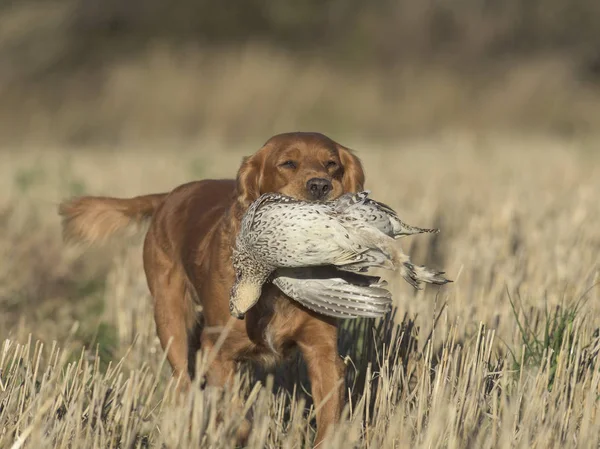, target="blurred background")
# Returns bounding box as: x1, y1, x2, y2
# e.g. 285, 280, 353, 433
3, 0, 600, 148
